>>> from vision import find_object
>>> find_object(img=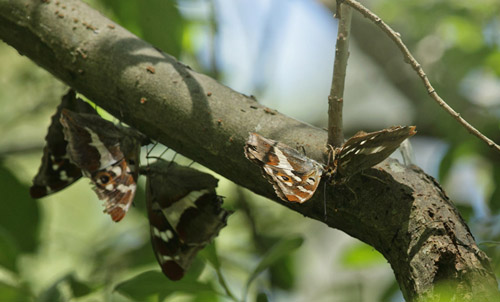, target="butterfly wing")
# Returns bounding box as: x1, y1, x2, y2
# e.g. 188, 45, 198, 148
335, 126, 416, 181
59, 109, 143, 222
30, 90, 97, 198
244, 133, 324, 203
146, 161, 230, 280
91, 158, 137, 222
60, 109, 124, 171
